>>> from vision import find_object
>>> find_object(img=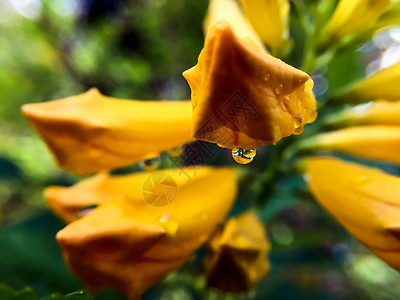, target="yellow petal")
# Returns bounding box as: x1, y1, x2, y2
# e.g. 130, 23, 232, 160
305, 156, 400, 271
22, 88, 192, 175
373, 1, 400, 30
183, 22, 317, 149
303, 125, 400, 165
56, 167, 237, 299
46, 166, 233, 223
204, 211, 270, 292
325, 100, 400, 126
240, 0, 290, 49
203, 0, 266, 53
342, 62, 400, 101
323, 0, 392, 44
